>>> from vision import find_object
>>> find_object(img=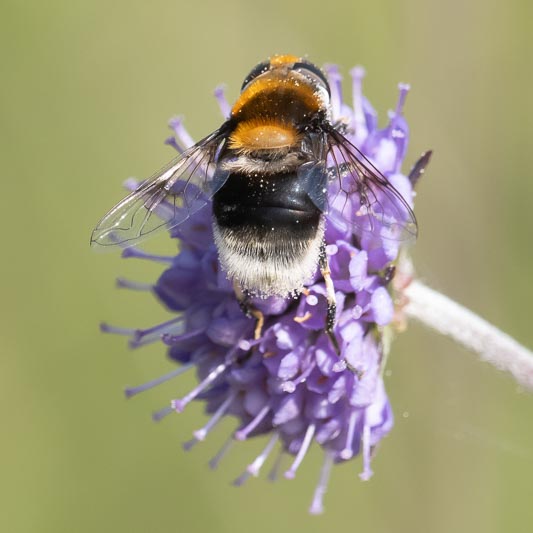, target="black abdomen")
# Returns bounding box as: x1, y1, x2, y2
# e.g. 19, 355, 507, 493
213, 171, 321, 239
